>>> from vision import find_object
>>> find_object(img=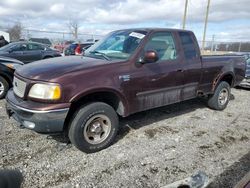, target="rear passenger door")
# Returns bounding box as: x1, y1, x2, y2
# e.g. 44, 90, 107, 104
26, 43, 44, 62
178, 32, 202, 100
130, 31, 184, 112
